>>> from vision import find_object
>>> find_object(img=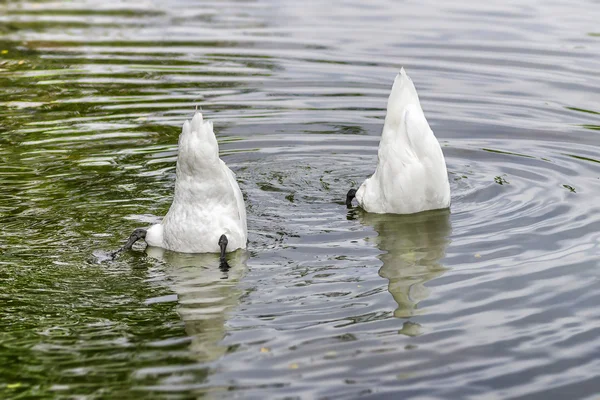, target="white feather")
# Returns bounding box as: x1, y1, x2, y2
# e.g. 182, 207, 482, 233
355, 68, 451, 214
145, 112, 247, 253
